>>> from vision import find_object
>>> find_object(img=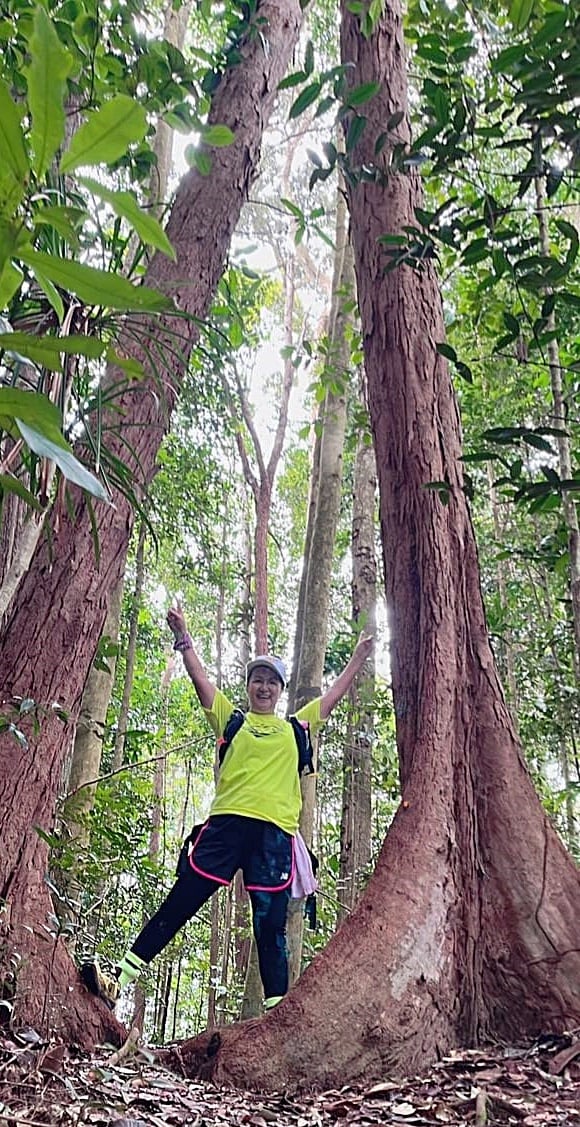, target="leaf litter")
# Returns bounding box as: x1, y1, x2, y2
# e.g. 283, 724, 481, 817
0, 1030, 578, 1127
